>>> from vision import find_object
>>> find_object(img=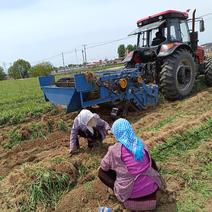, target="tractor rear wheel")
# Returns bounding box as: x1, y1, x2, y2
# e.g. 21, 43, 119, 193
160, 49, 196, 100
205, 57, 212, 86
